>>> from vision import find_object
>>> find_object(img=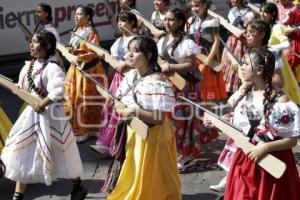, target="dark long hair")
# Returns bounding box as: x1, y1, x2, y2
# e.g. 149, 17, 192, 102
261, 2, 278, 26
166, 8, 187, 56
249, 47, 275, 127
117, 11, 138, 29
74, 6, 99, 37
127, 36, 161, 73
37, 3, 53, 22
34, 30, 57, 59
0, 159, 5, 179
232, 47, 275, 129
246, 19, 271, 46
